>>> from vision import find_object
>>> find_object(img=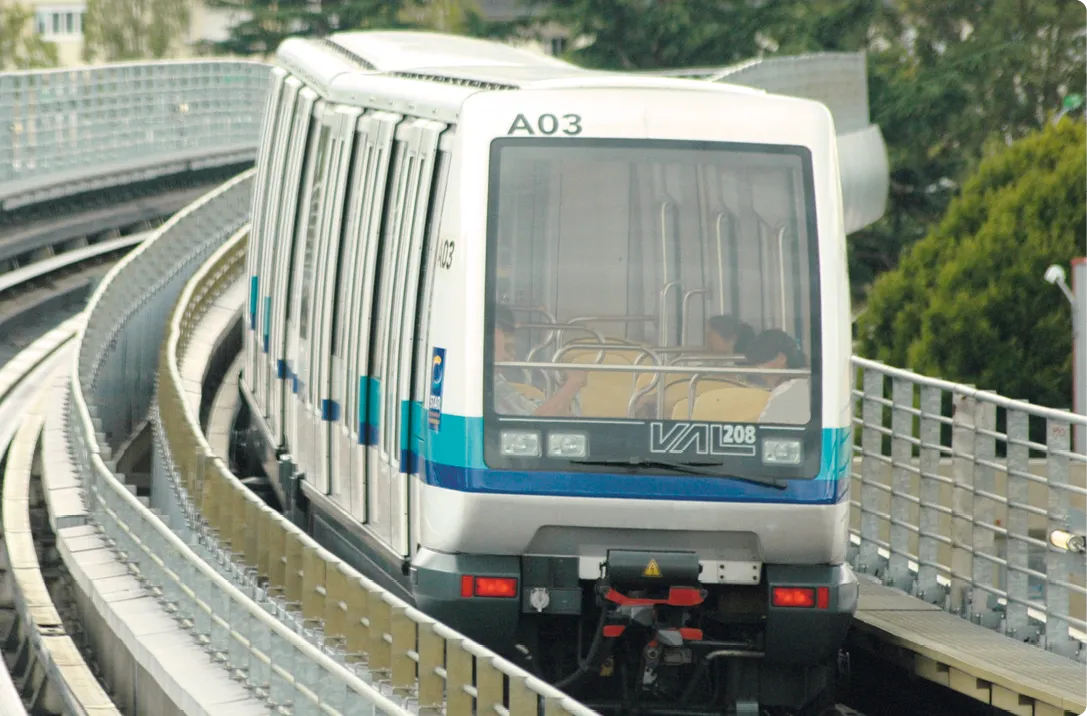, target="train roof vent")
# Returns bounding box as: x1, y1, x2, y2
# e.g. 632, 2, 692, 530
319, 38, 377, 71
390, 70, 516, 91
